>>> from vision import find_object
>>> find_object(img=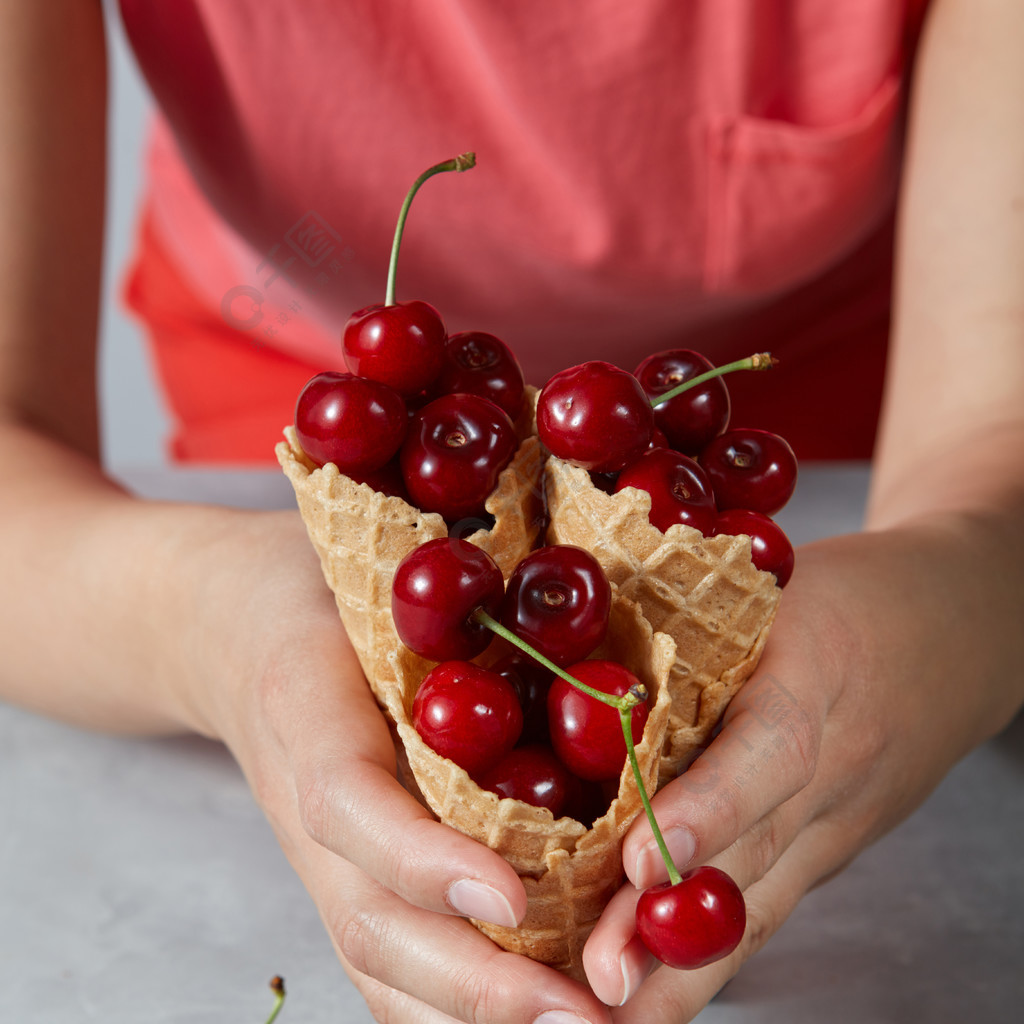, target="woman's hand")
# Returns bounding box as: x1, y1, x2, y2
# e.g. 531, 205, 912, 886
581, 517, 1024, 1015
185, 508, 617, 1024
